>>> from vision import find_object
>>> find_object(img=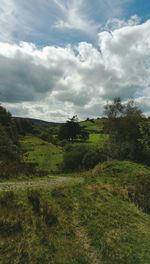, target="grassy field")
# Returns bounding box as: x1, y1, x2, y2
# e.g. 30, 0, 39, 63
0, 161, 150, 264
88, 133, 109, 145
67, 133, 109, 150
80, 119, 104, 133
21, 136, 63, 172
80, 119, 108, 147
